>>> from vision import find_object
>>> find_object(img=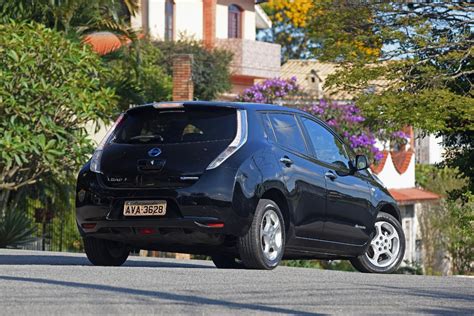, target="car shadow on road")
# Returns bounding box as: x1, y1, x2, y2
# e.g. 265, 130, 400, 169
0, 275, 324, 315
0, 254, 213, 269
